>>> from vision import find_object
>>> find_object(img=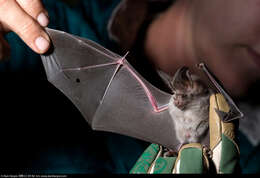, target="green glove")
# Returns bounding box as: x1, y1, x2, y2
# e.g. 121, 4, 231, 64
130, 93, 240, 174
130, 143, 210, 174
209, 93, 240, 173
